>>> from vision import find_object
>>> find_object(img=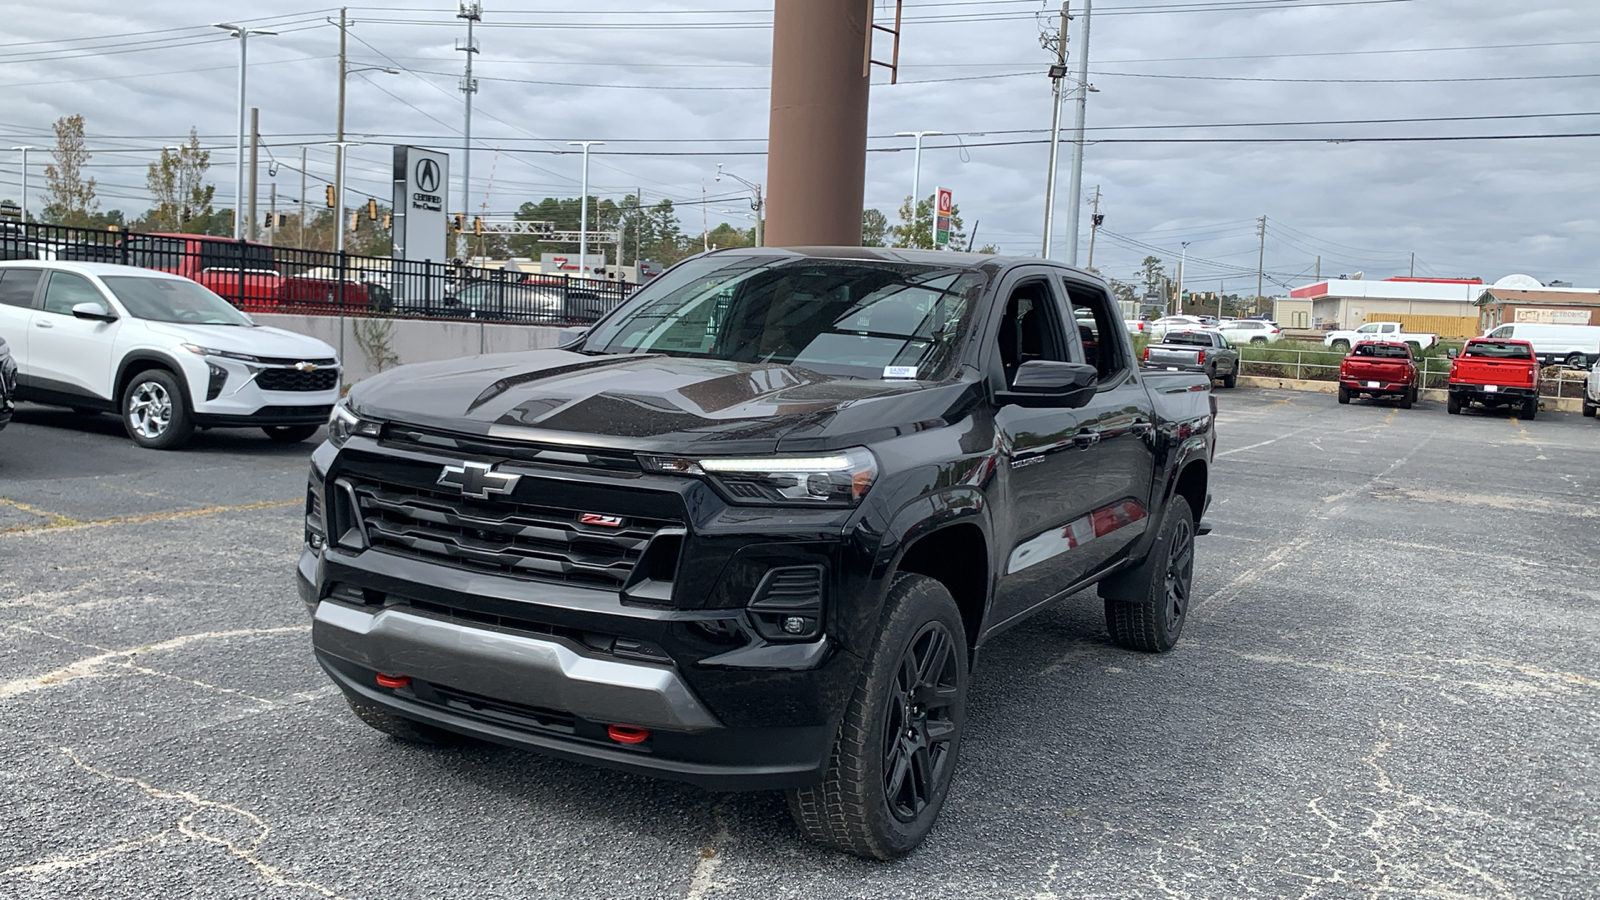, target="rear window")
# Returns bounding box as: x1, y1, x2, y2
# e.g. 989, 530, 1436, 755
1463, 341, 1532, 359
1166, 331, 1213, 347
1353, 343, 1409, 359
